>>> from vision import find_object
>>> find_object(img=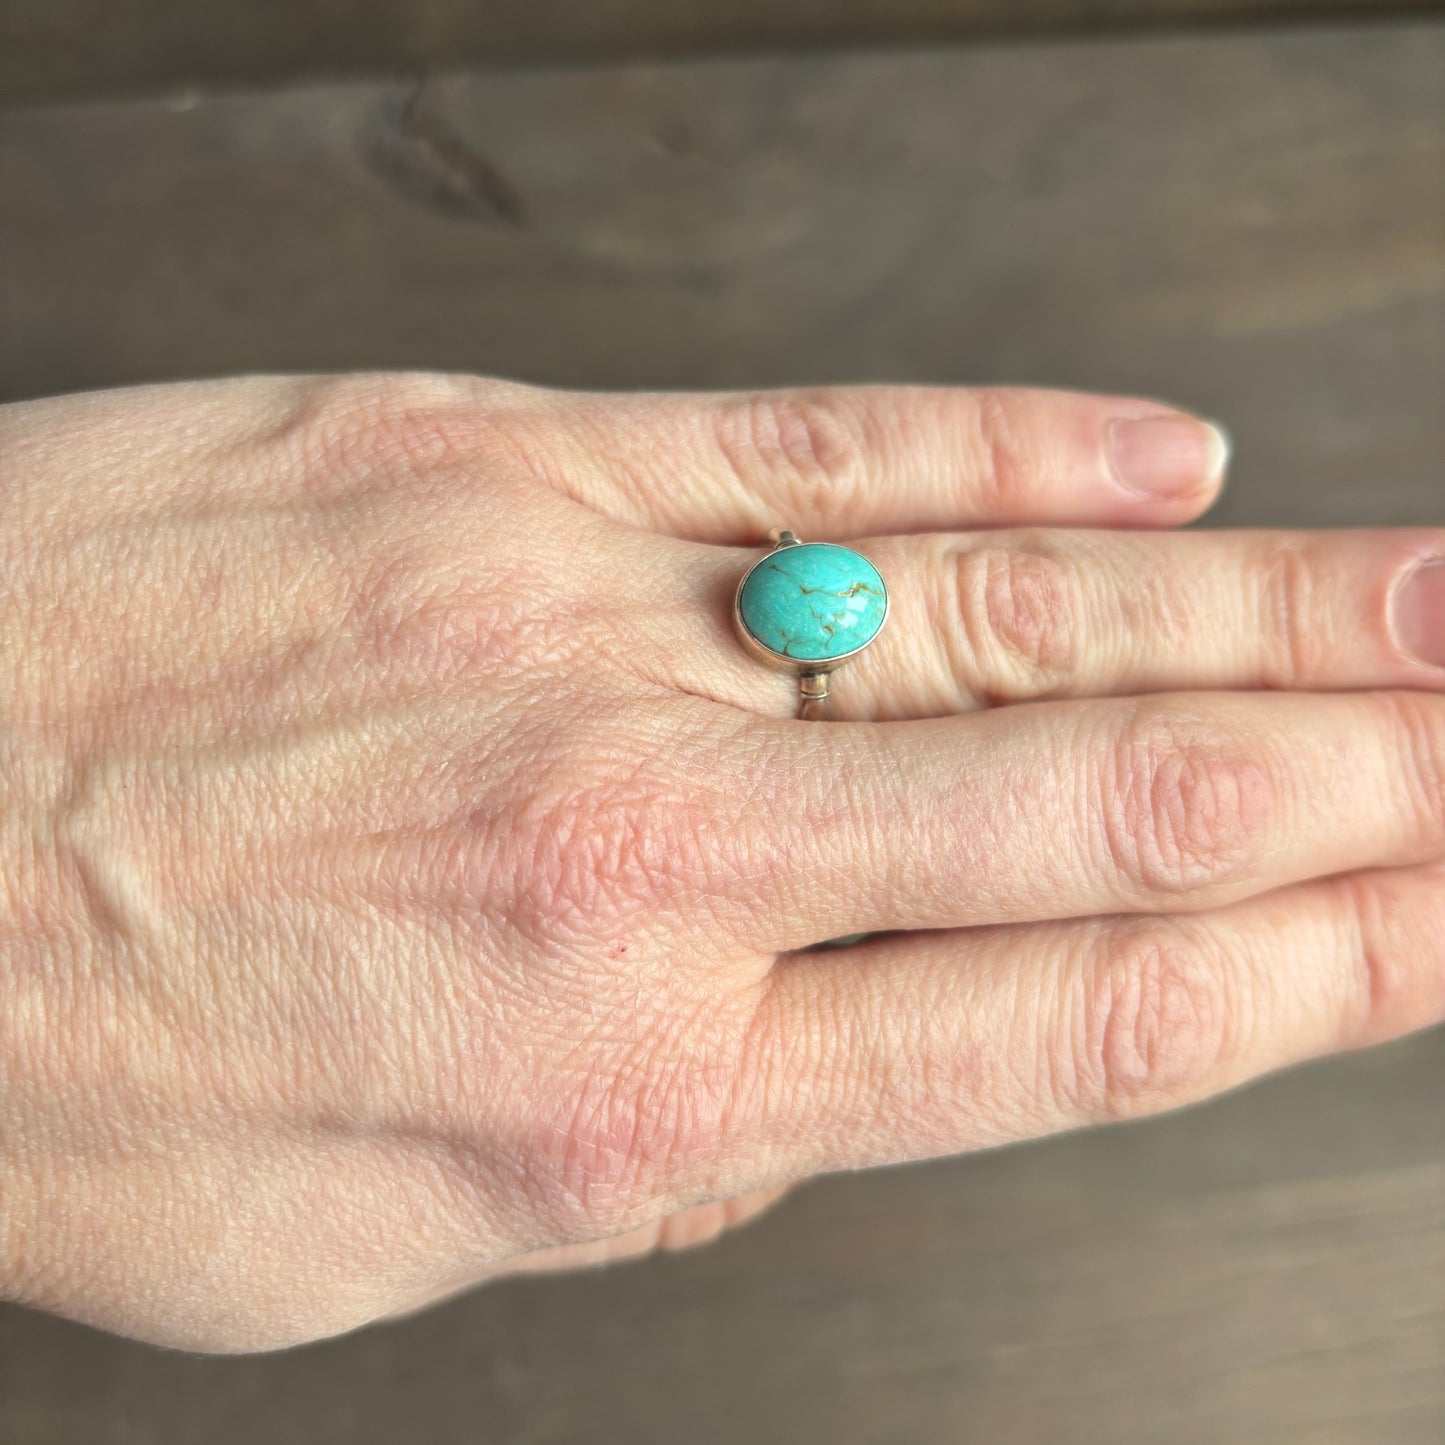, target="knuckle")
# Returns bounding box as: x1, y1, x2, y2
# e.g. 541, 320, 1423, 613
1099, 705, 1273, 897
505, 737, 717, 944
259, 372, 529, 495
342, 539, 577, 688
531, 1003, 752, 1231
969, 390, 1037, 513
712, 390, 865, 524
1057, 924, 1233, 1121
950, 541, 1081, 703
1338, 872, 1444, 1042
1257, 539, 1320, 686
548, 1061, 716, 1224
1377, 692, 1445, 842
